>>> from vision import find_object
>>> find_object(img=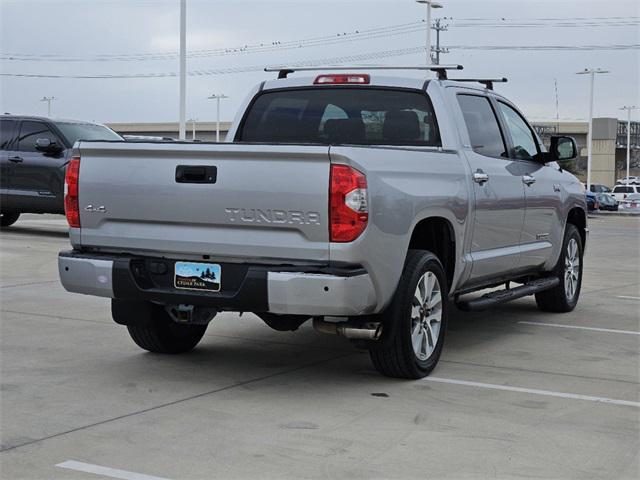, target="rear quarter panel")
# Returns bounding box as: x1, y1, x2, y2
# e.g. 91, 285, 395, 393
329, 145, 470, 311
